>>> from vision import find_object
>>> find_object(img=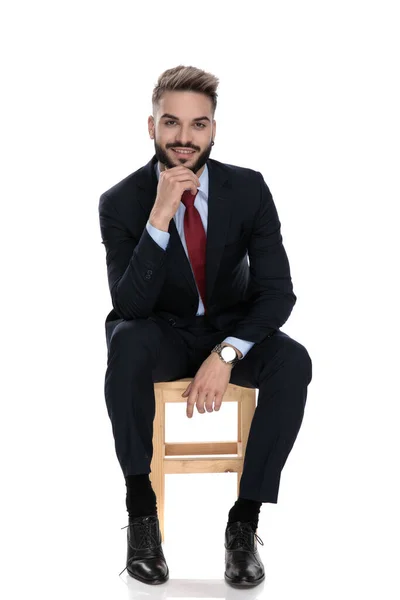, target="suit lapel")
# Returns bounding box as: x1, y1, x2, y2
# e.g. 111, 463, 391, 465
136, 154, 233, 308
